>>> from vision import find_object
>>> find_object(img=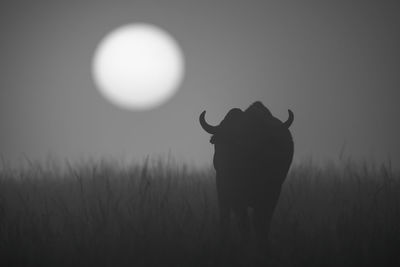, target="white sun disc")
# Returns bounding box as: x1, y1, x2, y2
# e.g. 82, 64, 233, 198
92, 23, 185, 110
